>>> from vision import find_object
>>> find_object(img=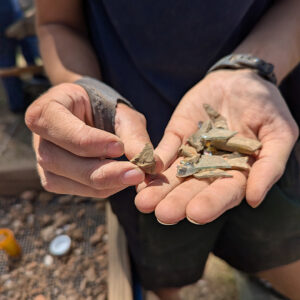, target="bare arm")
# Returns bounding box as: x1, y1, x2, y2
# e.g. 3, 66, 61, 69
25, 1, 162, 199
35, 0, 101, 84
235, 0, 300, 83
